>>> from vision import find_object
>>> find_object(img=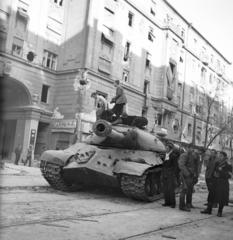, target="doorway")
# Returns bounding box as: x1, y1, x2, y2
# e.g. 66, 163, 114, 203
0, 120, 16, 159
